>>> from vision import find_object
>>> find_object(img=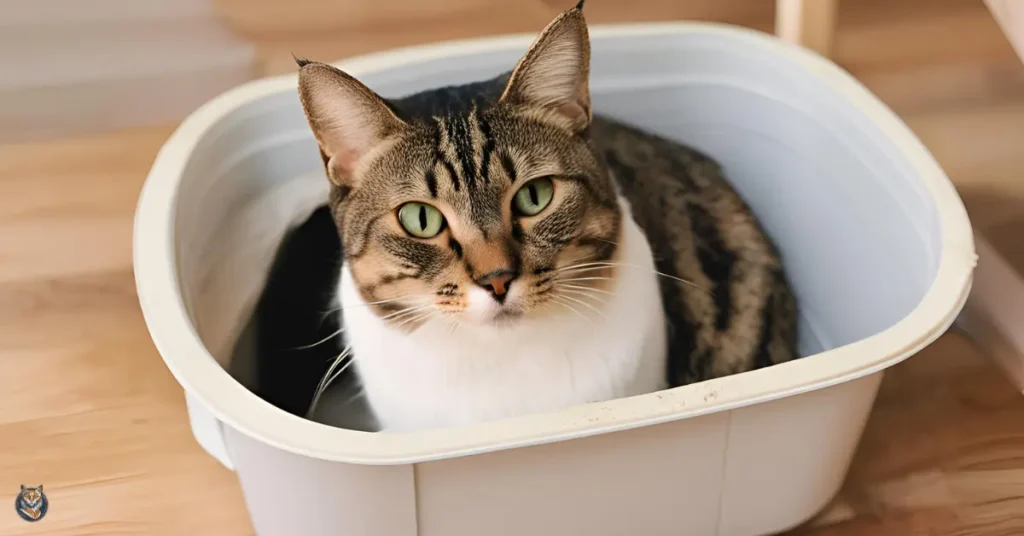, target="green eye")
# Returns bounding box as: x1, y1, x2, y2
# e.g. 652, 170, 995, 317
513, 177, 554, 216
398, 202, 445, 238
